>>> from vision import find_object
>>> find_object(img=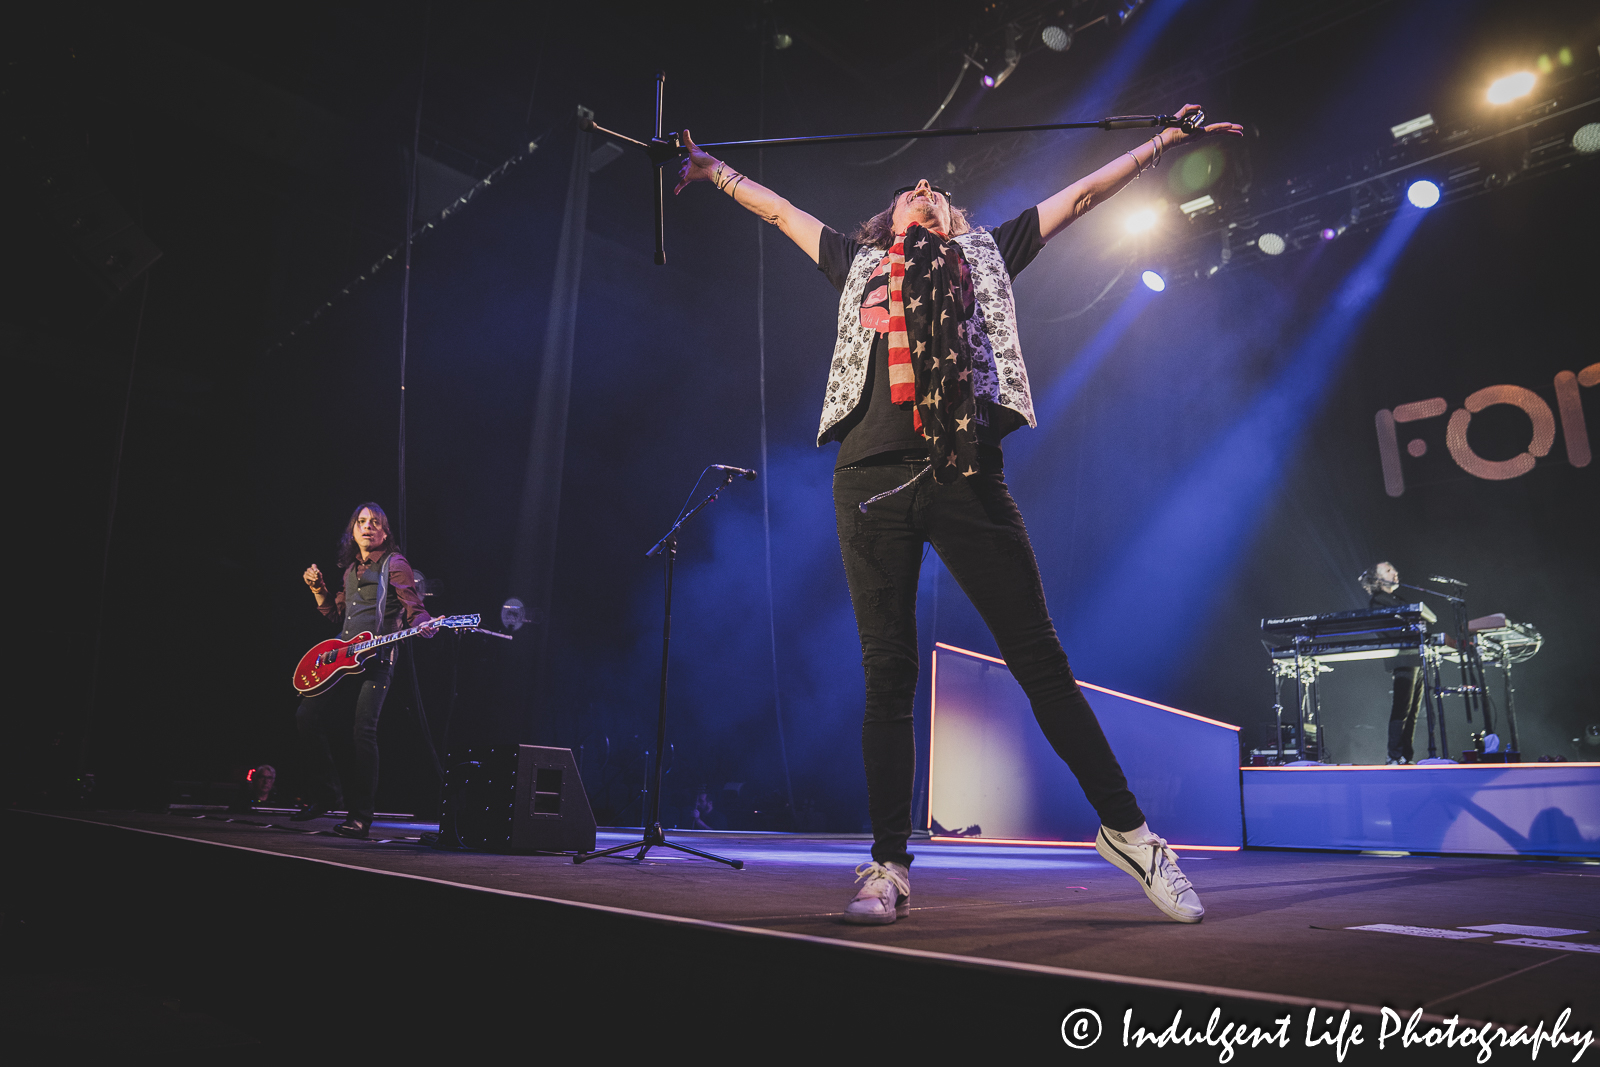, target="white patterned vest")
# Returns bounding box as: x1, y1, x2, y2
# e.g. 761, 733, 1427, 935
816, 228, 1036, 446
